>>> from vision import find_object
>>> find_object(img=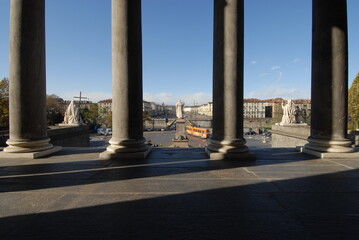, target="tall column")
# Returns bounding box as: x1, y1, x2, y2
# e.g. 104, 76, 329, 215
304, 0, 354, 155
100, 0, 150, 160
206, 0, 254, 160
2, 0, 60, 158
